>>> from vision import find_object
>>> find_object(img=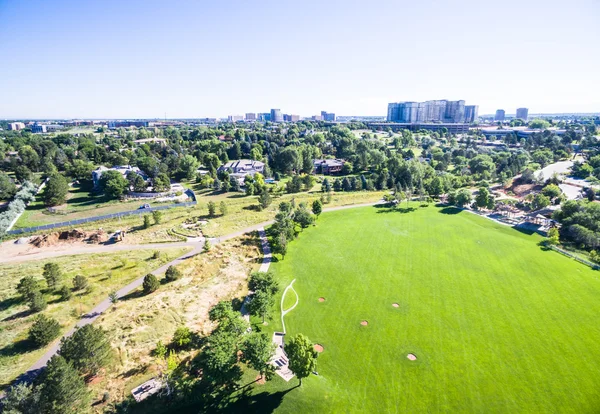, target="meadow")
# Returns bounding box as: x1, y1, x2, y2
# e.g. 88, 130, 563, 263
233, 204, 600, 413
